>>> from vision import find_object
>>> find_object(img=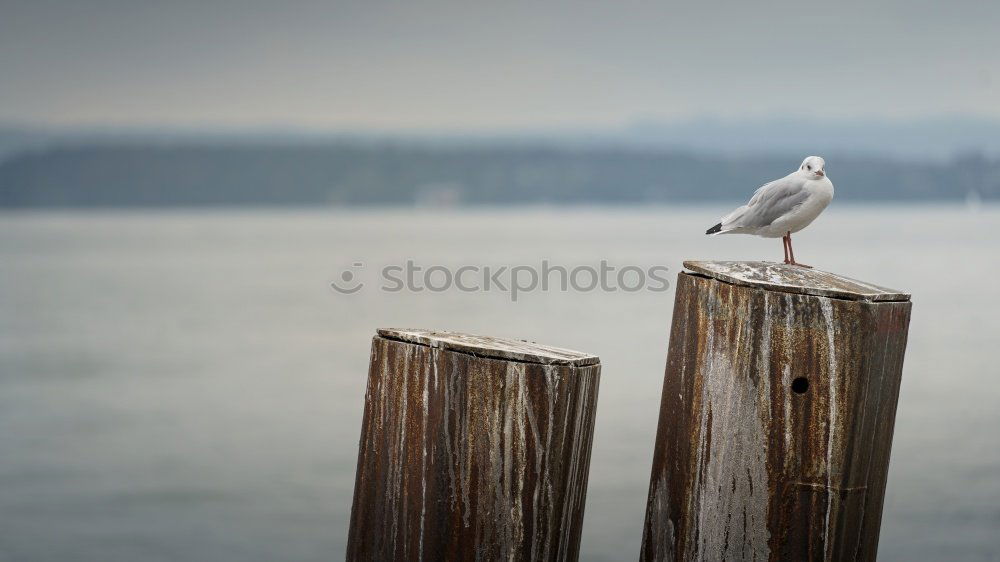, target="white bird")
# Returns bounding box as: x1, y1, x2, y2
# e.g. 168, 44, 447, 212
706, 156, 834, 267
